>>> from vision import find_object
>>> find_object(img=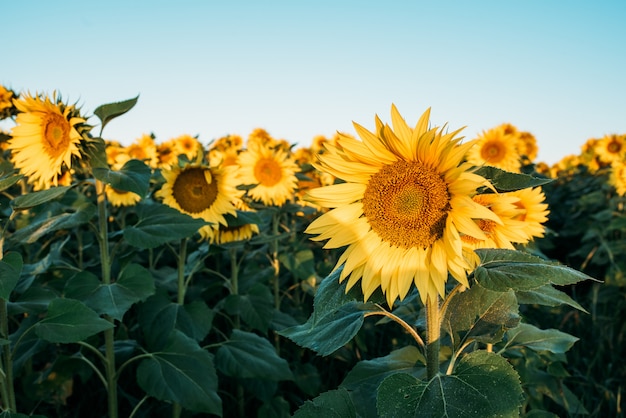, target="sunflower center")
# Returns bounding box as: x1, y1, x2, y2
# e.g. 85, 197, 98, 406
172, 167, 218, 214
362, 160, 451, 249
607, 141, 621, 153
42, 113, 71, 158
254, 157, 282, 186
480, 141, 505, 163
